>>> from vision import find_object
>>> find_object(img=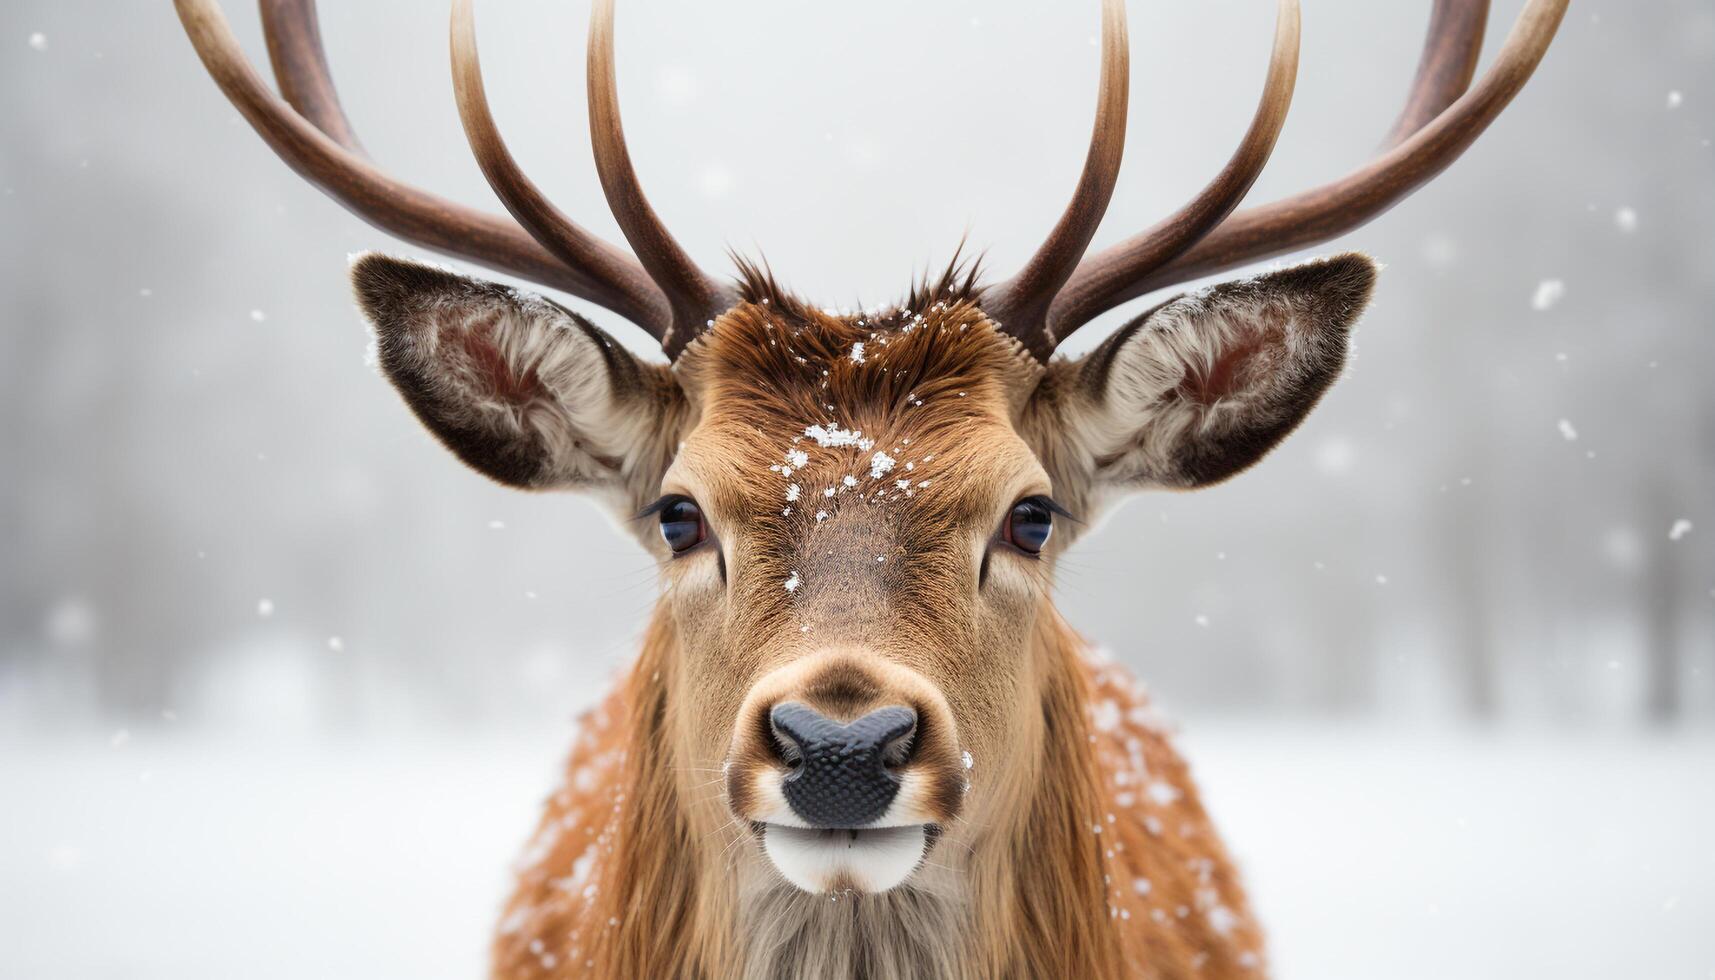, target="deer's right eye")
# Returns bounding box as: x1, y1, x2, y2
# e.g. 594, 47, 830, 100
658, 497, 707, 553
